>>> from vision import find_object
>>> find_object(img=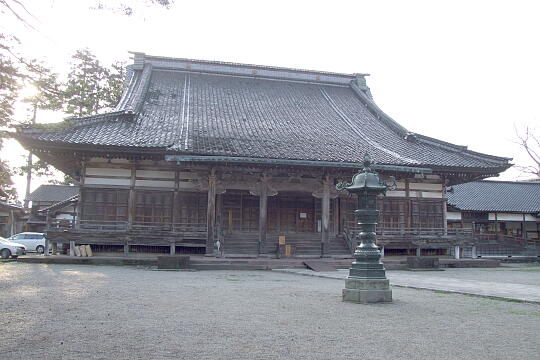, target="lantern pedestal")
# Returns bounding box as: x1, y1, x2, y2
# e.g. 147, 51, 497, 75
343, 279, 392, 304
342, 249, 392, 303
